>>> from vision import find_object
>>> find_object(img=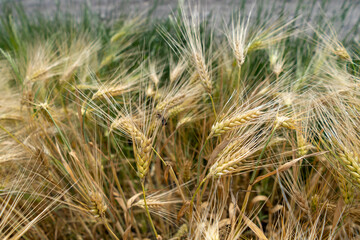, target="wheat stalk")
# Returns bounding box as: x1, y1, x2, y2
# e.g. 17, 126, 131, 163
226, 14, 250, 67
